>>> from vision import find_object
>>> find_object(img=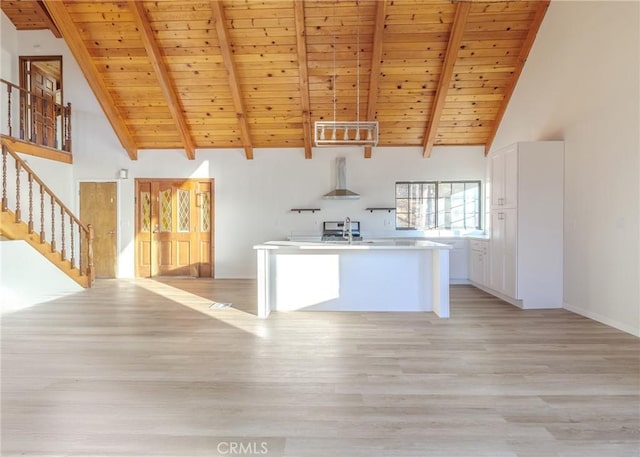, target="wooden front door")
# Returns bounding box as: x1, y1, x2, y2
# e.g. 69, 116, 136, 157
79, 182, 118, 278
136, 179, 213, 278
